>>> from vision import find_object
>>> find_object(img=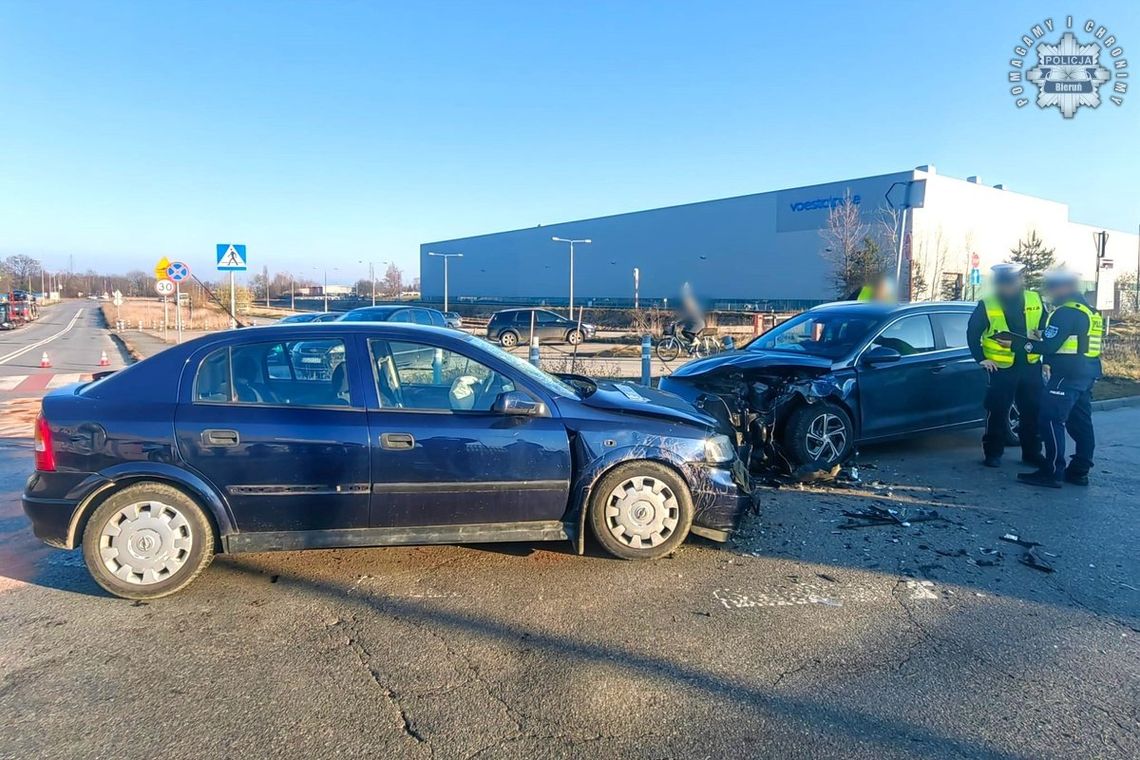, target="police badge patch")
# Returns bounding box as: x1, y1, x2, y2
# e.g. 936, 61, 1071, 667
1044, 325, 1060, 338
